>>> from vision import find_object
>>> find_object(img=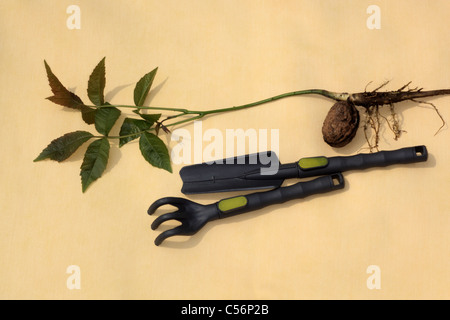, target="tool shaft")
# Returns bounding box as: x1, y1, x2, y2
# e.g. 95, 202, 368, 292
298, 145, 427, 178
217, 174, 344, 218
